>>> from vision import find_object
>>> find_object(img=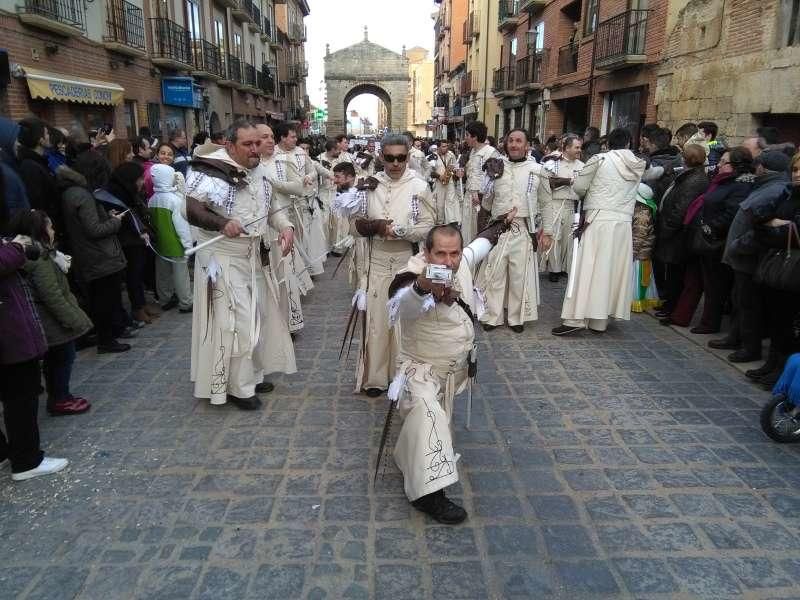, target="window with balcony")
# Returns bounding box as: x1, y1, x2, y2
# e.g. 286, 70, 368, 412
18, 0, 87, 34
234, 31, 242, 58
584, 0, 598, 34
214, 18, 225, 52
105, 0, 146, 52
184, 0, 201, 40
